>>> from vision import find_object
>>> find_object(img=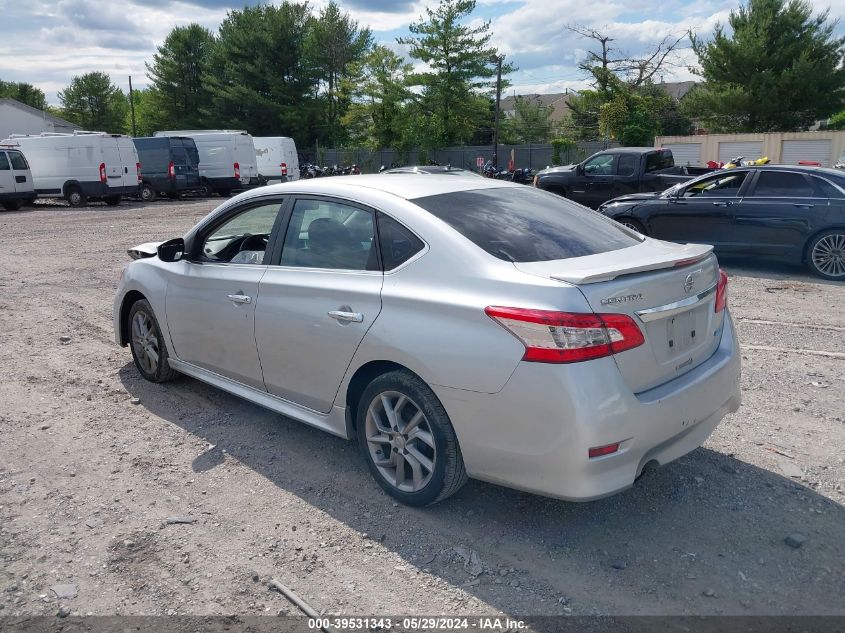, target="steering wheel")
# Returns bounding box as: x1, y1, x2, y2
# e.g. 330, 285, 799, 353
239, 234, 268, 252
